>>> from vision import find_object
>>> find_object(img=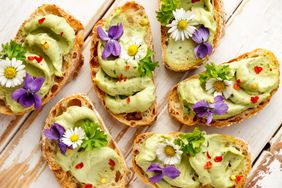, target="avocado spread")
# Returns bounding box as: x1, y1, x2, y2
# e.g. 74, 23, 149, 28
95, 7, 156, 114
0, 14, 75, 113
53, 106, 124, 186
177, 51, 279, 120
164, 0, 217, 69
135, 133, 246, 188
